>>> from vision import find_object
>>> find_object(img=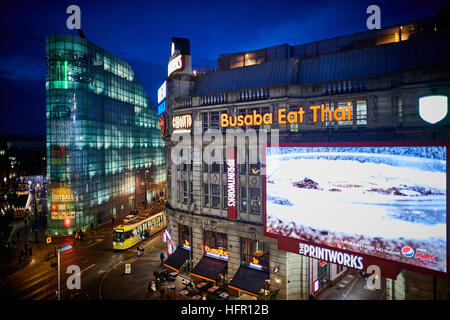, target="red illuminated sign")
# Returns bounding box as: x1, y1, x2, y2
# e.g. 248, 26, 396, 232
226, 147, 237, 220
158, 114, 166, 136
